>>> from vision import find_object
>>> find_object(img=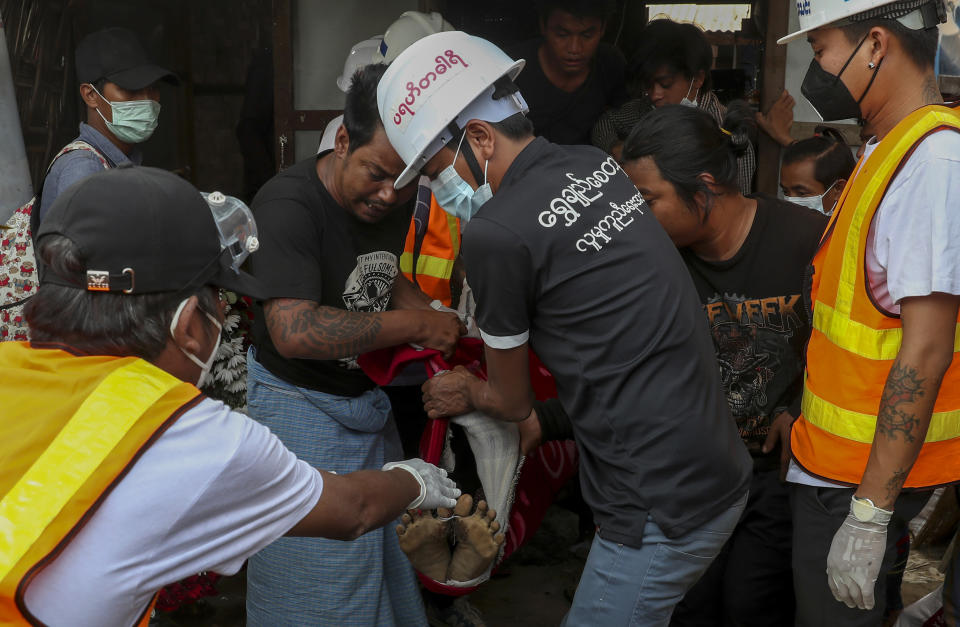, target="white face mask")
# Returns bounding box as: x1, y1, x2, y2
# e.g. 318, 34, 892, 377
785, 180, 839, 215
430, 132, 493, 223
680, 79, 699, 108
169, 298, 222, 387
